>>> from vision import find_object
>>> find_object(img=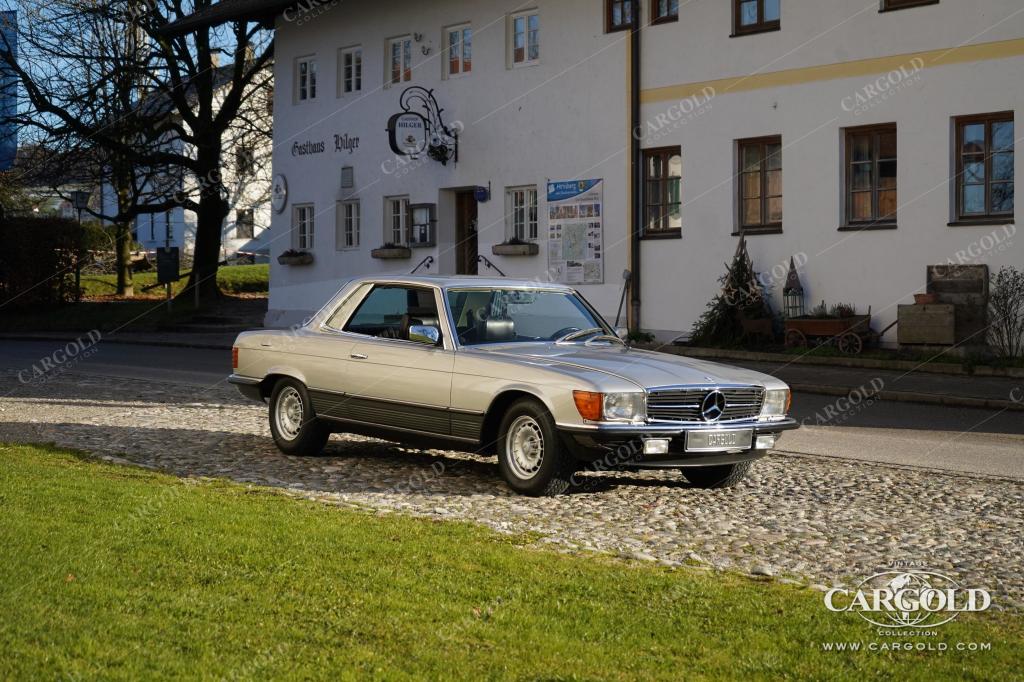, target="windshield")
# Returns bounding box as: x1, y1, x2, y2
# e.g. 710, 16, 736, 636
446, 288, 609, 346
